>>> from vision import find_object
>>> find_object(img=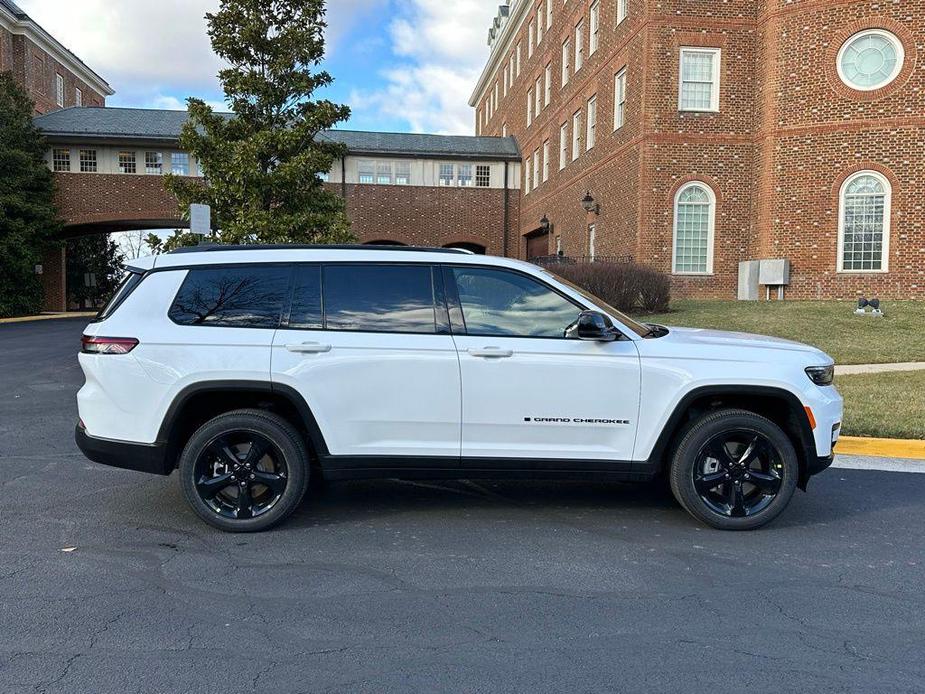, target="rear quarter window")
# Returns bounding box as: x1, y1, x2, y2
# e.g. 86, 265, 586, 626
168, 266, 290, 328
95, 270, 144, 321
